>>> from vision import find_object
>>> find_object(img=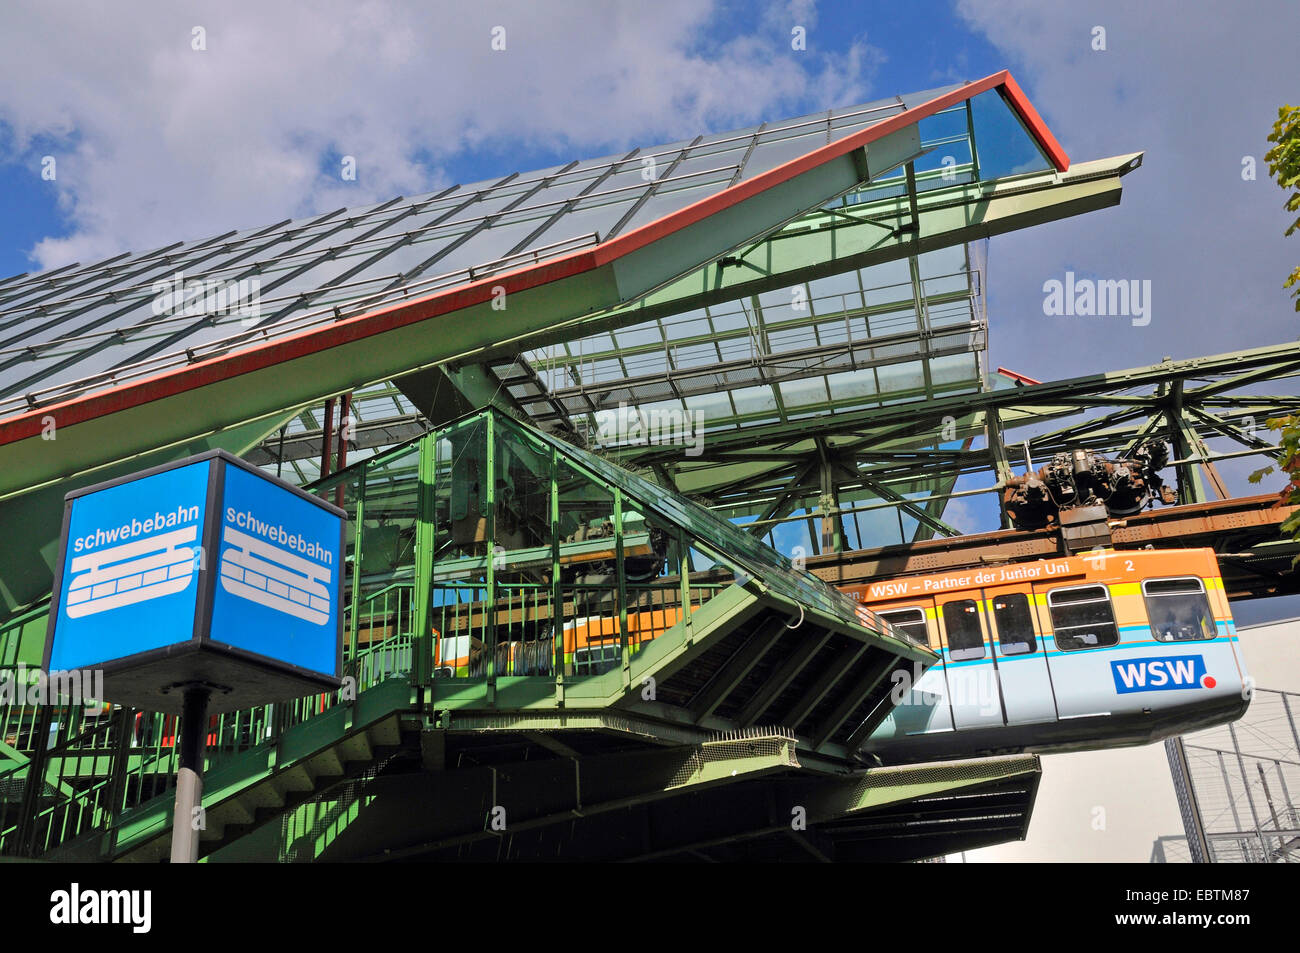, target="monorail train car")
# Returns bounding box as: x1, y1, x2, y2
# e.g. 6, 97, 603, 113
430, 546, 1250, 763
843, 547, 1251, 762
